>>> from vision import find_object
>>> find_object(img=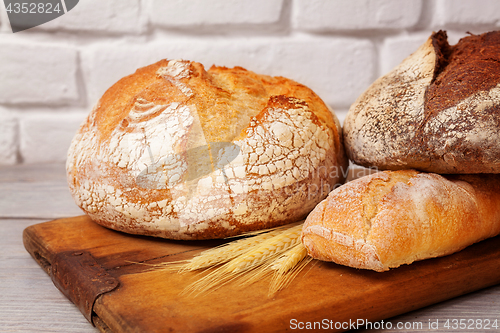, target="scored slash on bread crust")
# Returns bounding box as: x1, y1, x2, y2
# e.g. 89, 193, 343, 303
67, 59, 348, 240
301, 170, 500, 272
343, 30, 500, 174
